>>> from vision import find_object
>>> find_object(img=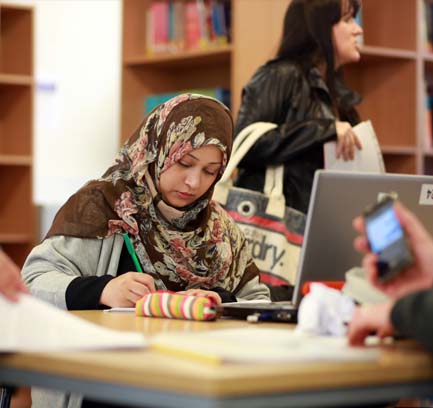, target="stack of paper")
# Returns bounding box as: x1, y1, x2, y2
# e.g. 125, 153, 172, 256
324, 120, 385, 173
1, 294, 147, 352
150, 327, 379, 365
